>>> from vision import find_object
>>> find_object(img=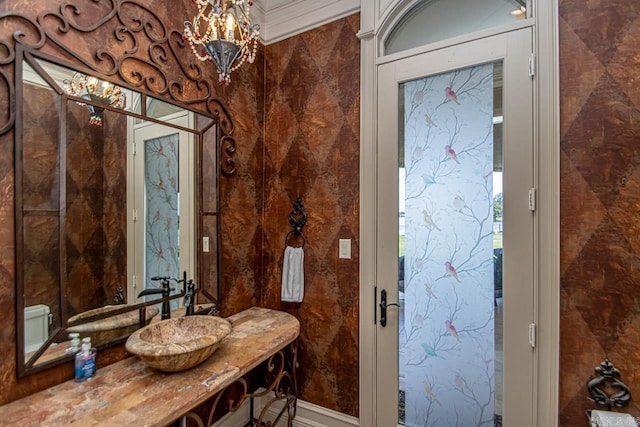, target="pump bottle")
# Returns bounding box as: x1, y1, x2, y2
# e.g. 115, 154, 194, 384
74, 337, 96, 382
